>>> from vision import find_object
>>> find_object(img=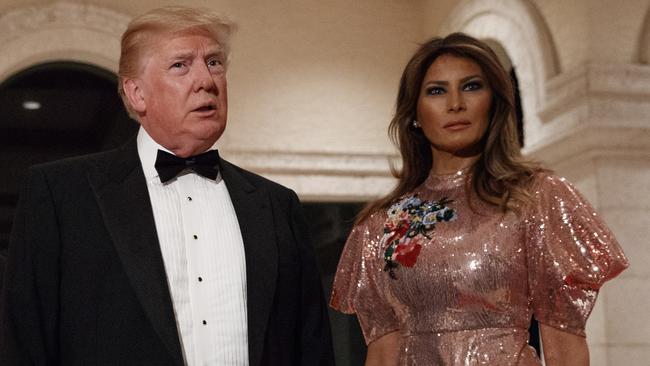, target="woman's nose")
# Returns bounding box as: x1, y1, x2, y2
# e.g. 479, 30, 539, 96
447, 90, 465, 112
